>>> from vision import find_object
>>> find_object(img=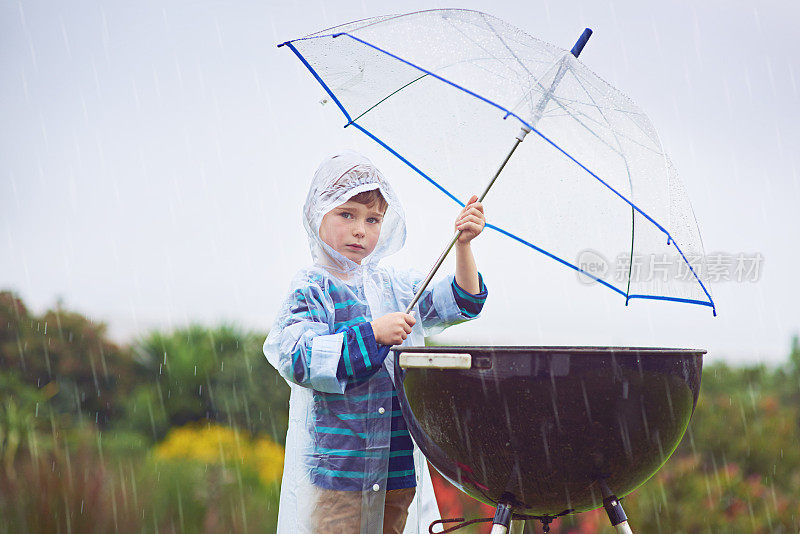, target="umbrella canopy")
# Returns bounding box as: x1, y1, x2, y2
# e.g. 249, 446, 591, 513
279, 9, 715, 315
